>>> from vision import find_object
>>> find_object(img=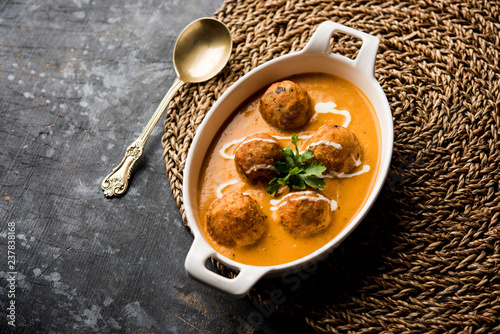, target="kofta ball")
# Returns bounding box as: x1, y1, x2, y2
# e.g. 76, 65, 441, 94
234, 133, 283, 184
206, 191, 266, 246
304, 124, 362, 175
259, 80, 312, 130
276, 191, 332, 236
